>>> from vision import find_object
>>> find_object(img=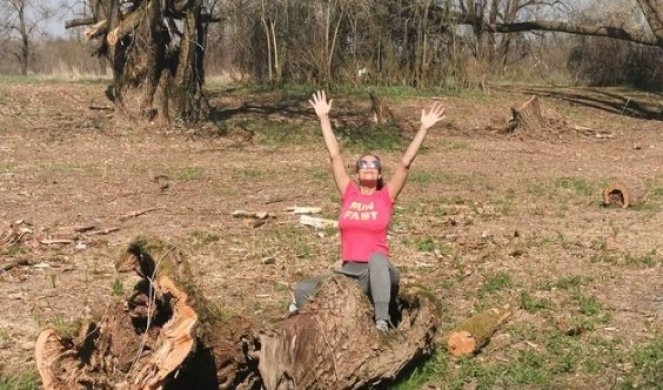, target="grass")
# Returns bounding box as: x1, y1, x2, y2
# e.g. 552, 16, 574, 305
188, 230, 220, 249
0, 328, 10, 344
173, 166, 205, 181
590, 248, 661, 267
0, 373, 40, 390
111, 278, 124, 296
